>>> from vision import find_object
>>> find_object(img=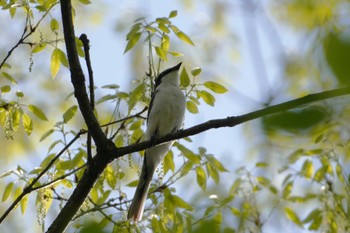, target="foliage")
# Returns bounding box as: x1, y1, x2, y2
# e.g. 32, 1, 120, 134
1, 0, 350, 233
